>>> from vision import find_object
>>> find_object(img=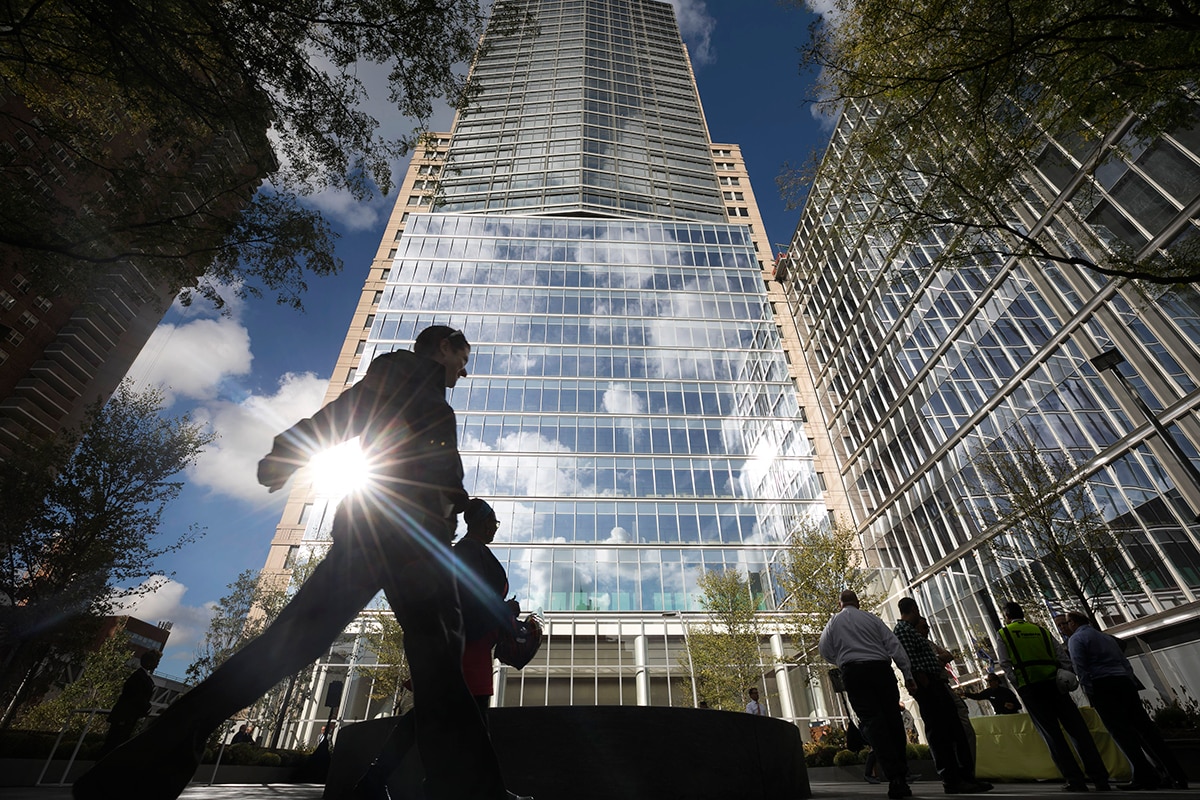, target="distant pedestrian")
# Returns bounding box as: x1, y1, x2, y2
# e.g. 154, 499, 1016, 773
961, 674, 1021, 715
231, 723, 256, 745
996, 602, 1109, 792
100, 650, 161, 755
745, 686, 767, 716
1063, 611, 1188, 791
819, 590, 915, 800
